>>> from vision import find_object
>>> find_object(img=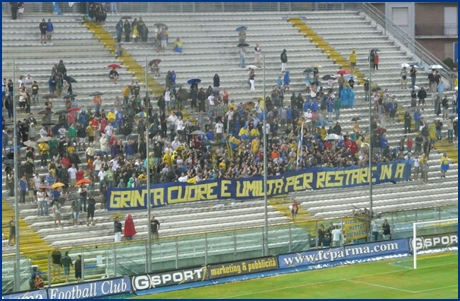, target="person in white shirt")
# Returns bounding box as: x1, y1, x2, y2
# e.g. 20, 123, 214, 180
254, 44, 261, 68
110, 158, 119, 171
215, 121, 224, 141
37, 189, 46, 216
100, 134, 108, 154
304, 109, 313, 132
24, 75, 33, 94
67, 164, 77, 191
105, 124, 113, 138
98, 167, 107, 183
171, 137, 181, 151
167, 112, 177, 133
331, 226, 342, 247
58, 126, 66, 139
164, 87, 171, 109
413, 156, 420, 180
265, 123, 270, 135
208, 94, 215, 117
17, 76, 24, 90
39, 126, 47, 139
178, 172, 188, 182
175, 116, 184, 141
93, 156, 102, 177
32, 173, 41, 202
